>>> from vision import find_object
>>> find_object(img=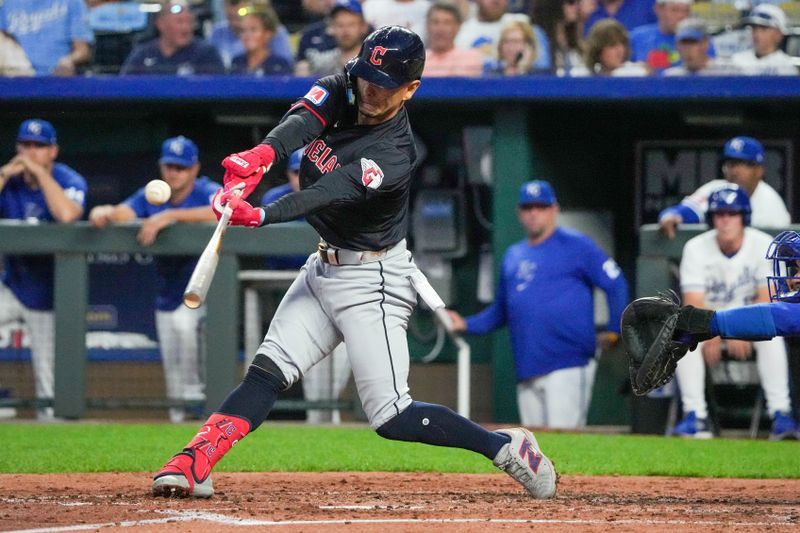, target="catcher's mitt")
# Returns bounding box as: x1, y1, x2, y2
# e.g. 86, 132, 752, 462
621, 290, 690, 396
